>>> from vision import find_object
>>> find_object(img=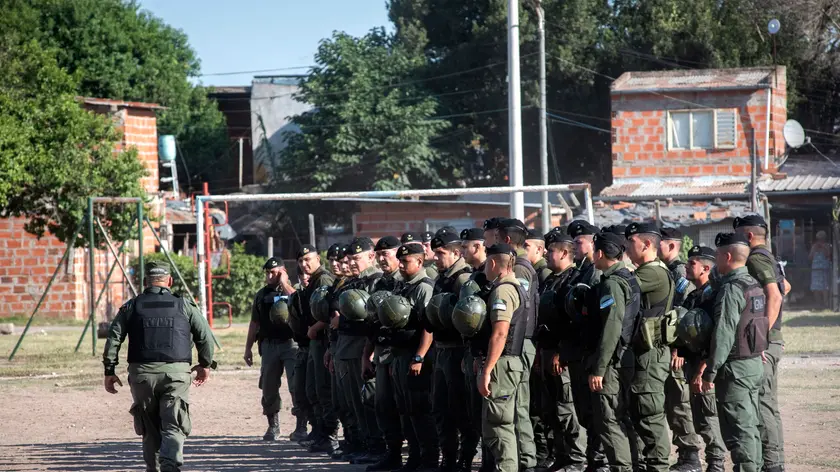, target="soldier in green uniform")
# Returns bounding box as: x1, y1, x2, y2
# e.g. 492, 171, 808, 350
364, 235, 406, 472
463, 227, 488, 271
538, 231, 586, 472
733, 215, 789, 472
244, 257, 299, 441
496, 220, 539, 471
683, 246, 726, 472
422, 231, 441, 280
585, 231, 637, 472
332, 238, 386, 462
289, 264, 313, 442
701, 233, 767, 472
526, 229, 553, 285
103, 261, 214, 472
483, 218, 503, 248
473, 243, 536, 472
658, 228, 701, 472
429, 232, 476, 471
568, 220, 608, 470
624, 222, 673, 472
